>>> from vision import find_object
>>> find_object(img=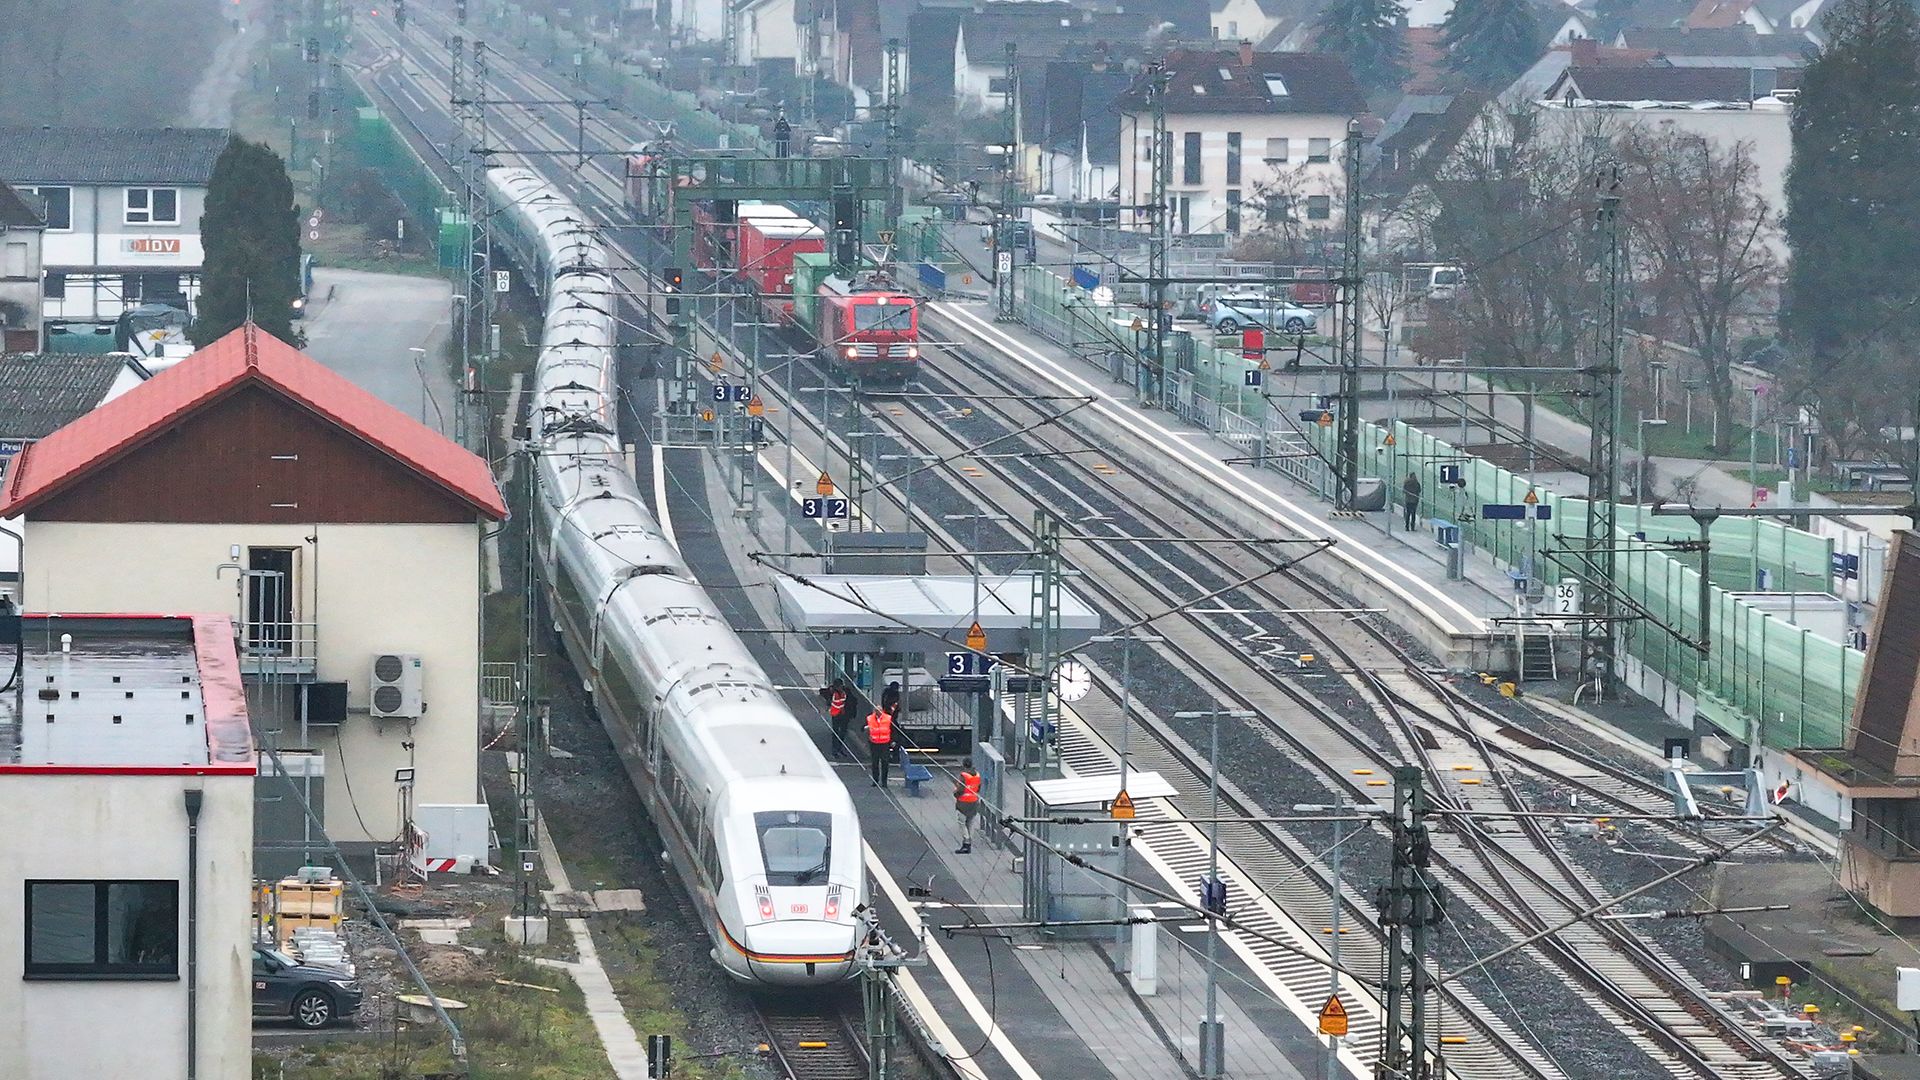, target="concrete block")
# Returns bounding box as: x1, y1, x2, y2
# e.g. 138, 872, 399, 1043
504, 915, 550, 946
